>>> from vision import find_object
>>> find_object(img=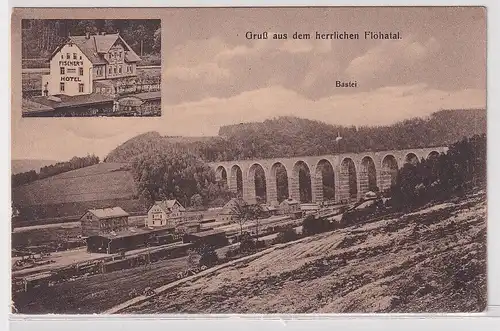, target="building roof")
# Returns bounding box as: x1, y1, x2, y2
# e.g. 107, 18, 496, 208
87, 207, 129, 220
188, 229, 226, 238
117, 92, 161, 107
220, 198, 247, 215
22, 98, 55, 115
30, 93, 114, 109
129, 91, 162, 101
93, 225, 175, 240
280, 198, 300, 206
260, 204, 278, 212
50, 33, 141, 65
301, 203, 320, 211
150, 199, 186, 214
